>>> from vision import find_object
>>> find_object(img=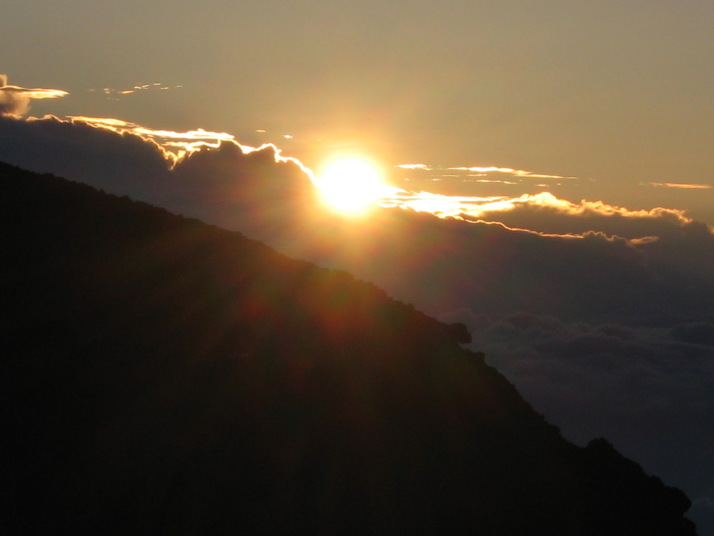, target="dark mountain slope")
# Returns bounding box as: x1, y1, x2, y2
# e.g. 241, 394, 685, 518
0, 161, 695, 535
